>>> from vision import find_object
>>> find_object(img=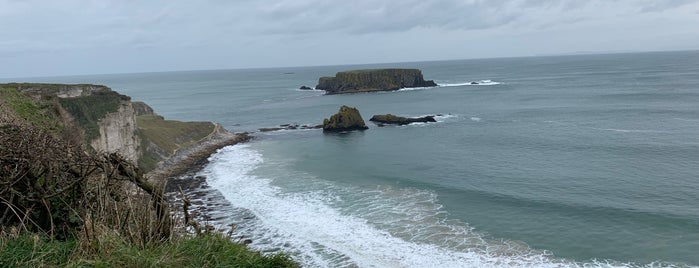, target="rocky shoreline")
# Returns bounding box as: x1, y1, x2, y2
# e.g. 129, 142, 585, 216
147, 126, 252, 186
